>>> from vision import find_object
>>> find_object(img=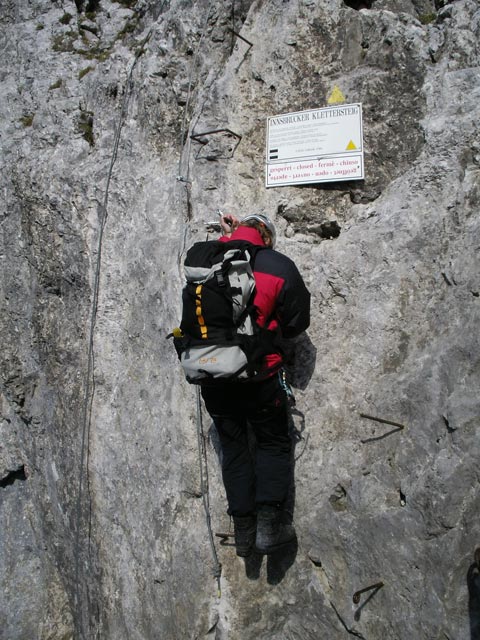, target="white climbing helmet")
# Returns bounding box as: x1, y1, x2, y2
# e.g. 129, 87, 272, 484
240, 214, 276, 249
